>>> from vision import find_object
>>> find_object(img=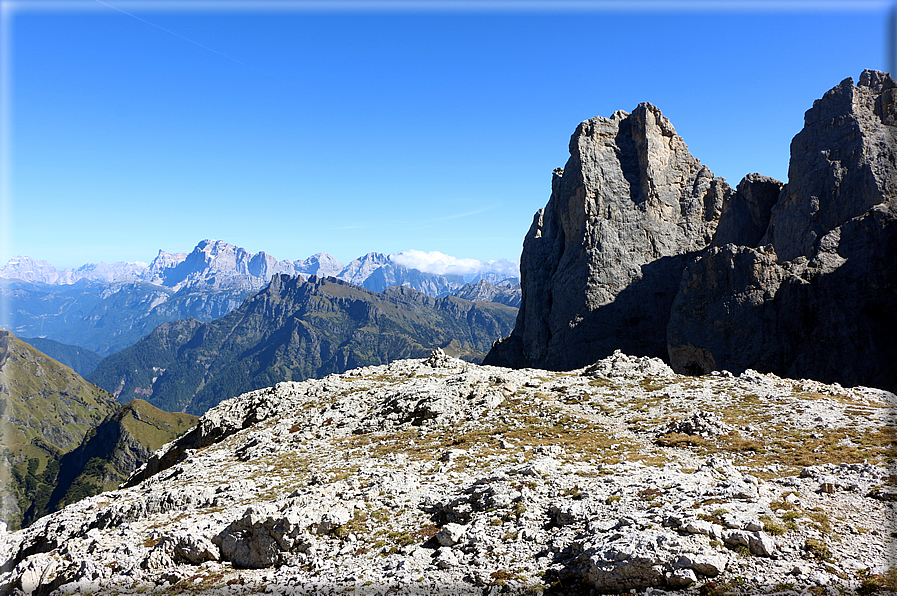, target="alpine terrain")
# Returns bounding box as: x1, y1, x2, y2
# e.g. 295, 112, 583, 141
0, 330, 198, 530
0, 71, 893, 595
87, 275, 518, 415
0, 330, 120, 529
0, 350, 893, 594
